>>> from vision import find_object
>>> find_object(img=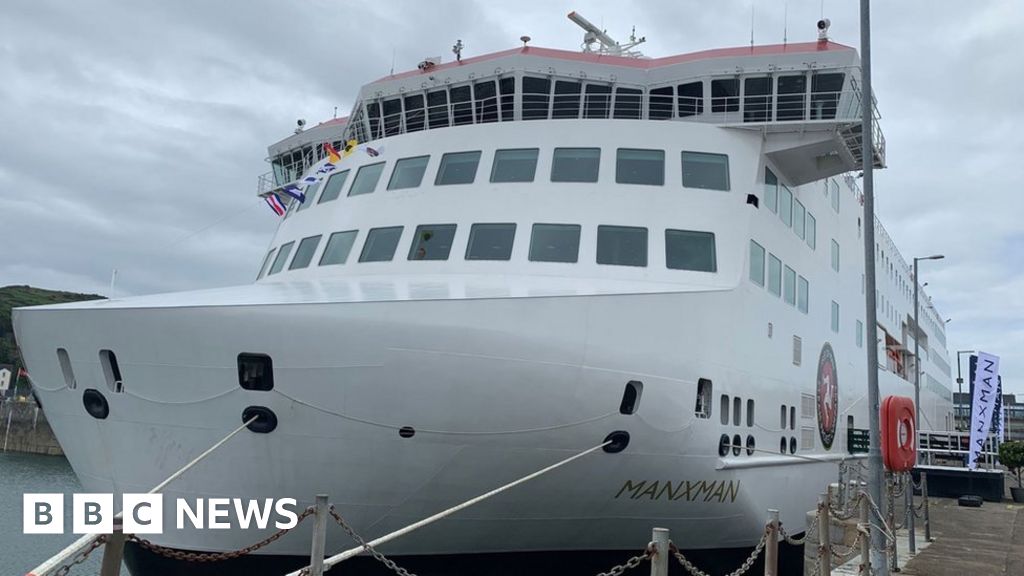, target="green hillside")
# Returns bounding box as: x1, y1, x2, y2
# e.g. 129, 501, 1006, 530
0, 285, 105, 377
